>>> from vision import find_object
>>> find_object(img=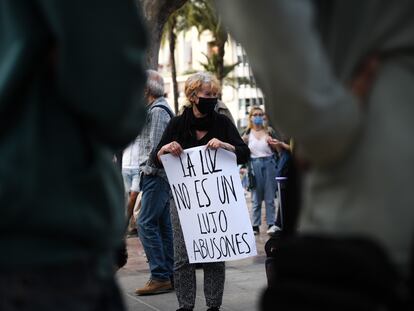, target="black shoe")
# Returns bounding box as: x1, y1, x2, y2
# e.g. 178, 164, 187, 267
253, 226, 260, 235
